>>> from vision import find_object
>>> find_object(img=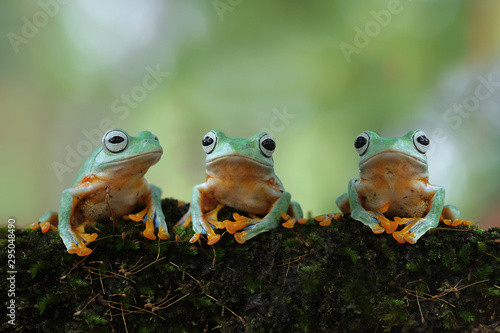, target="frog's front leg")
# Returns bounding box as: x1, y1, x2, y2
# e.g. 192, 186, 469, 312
392, 186, 444, 244
58, 187, 98, 256
348, 179, 389, 234
188, 184, 222, 245
232, 191, 296, 244
31, 211, 59, 233
128, 185, 170, 241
